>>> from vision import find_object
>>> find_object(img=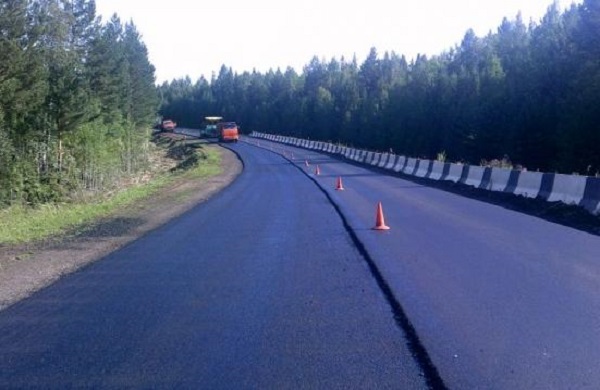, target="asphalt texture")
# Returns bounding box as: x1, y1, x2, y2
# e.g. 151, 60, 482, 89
0, 142, 426, 389
254, 138, 600, 389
